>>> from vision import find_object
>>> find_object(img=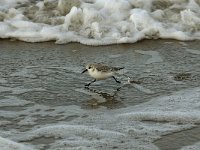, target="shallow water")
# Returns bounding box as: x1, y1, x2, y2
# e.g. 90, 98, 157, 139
0, 39, 200, 150
155, 125, 200, 150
